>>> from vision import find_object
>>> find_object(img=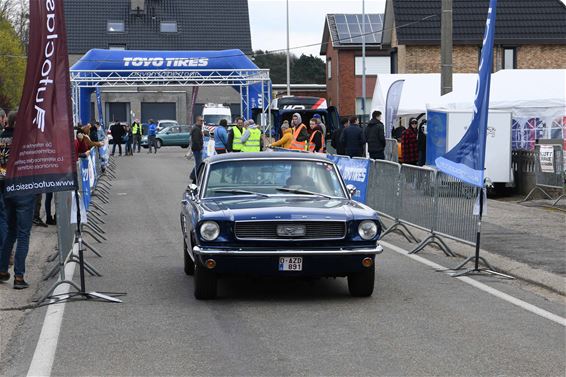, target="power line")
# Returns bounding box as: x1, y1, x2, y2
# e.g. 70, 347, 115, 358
0, 12, 439, 62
